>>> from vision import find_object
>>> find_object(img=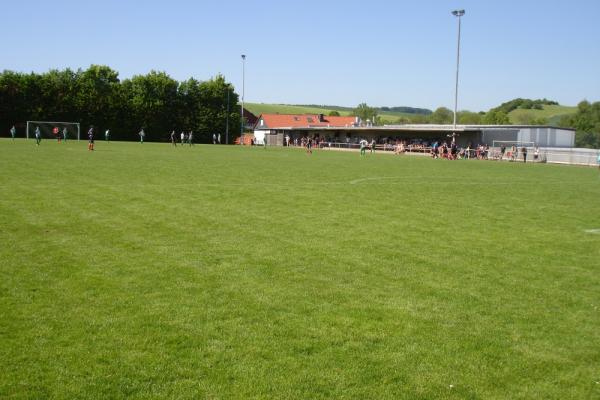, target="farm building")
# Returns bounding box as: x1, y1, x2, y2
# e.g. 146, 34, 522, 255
253, 113, 576, 148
